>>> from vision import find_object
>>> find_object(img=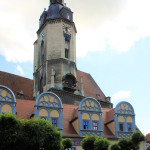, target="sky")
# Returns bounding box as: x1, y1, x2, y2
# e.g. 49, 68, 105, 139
0, 0, 150, 135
